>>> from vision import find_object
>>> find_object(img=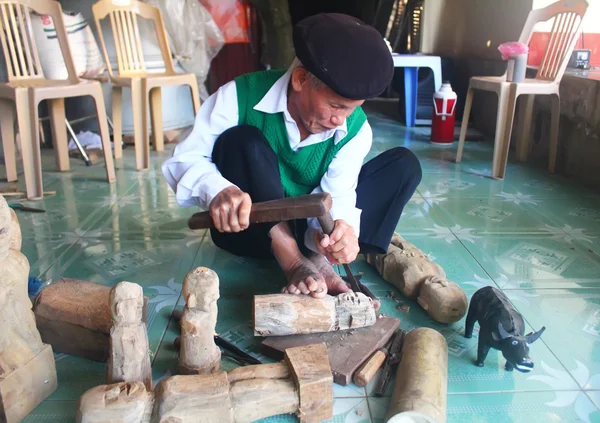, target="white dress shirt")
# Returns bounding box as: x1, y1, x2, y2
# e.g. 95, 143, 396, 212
162, 65, 373, 253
